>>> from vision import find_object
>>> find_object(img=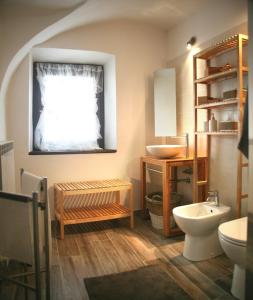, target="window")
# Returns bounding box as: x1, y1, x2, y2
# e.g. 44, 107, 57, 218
32, 62, 105, 153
